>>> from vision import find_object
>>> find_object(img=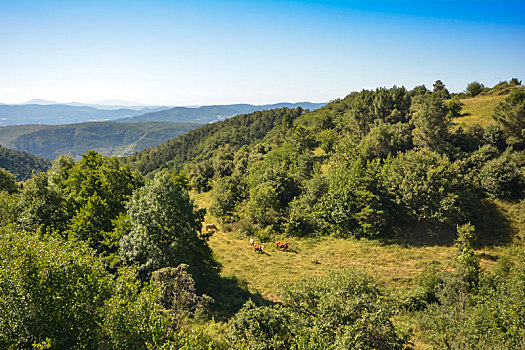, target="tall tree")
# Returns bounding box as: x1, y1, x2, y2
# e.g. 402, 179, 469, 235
493, 89, 525, 148
412, 94, 451, 151
119, 173, 218, 283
